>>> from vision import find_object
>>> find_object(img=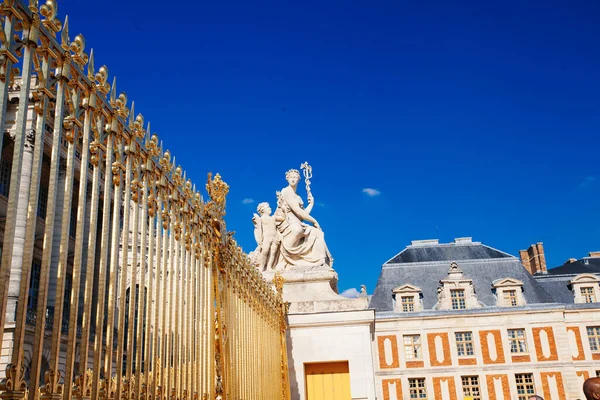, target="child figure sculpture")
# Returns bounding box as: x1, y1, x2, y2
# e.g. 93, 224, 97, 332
249, 202, 281, 271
